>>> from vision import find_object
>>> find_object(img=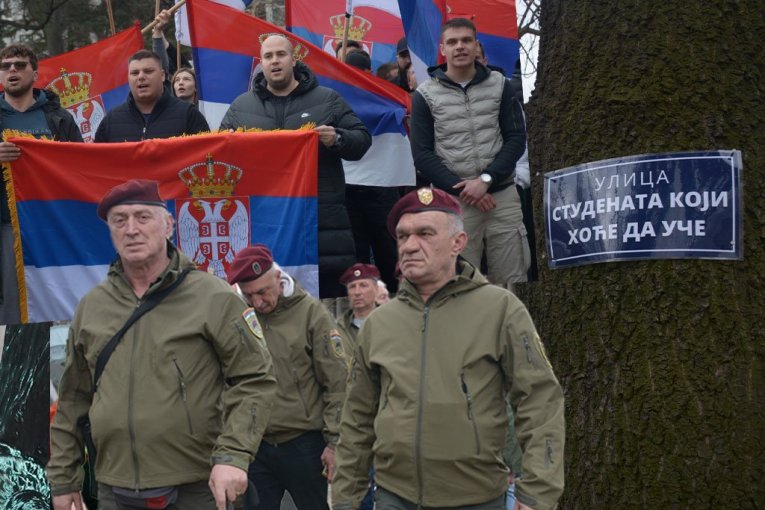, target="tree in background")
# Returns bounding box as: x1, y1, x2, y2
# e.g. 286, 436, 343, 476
519, 1, 764, 507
